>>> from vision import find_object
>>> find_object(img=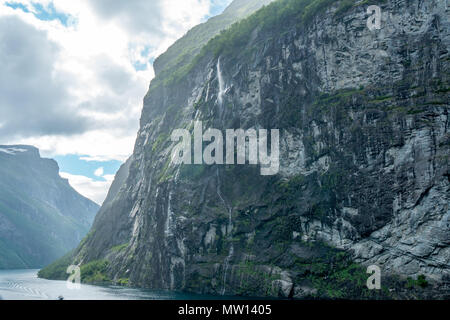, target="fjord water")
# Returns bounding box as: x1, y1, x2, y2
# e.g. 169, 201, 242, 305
0, 269, 233, 300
